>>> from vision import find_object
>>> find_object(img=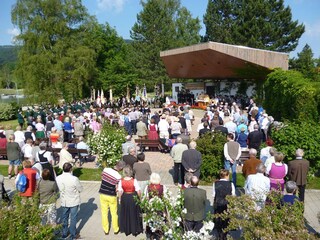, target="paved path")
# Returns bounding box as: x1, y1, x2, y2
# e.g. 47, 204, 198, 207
1, 109, 320, 238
